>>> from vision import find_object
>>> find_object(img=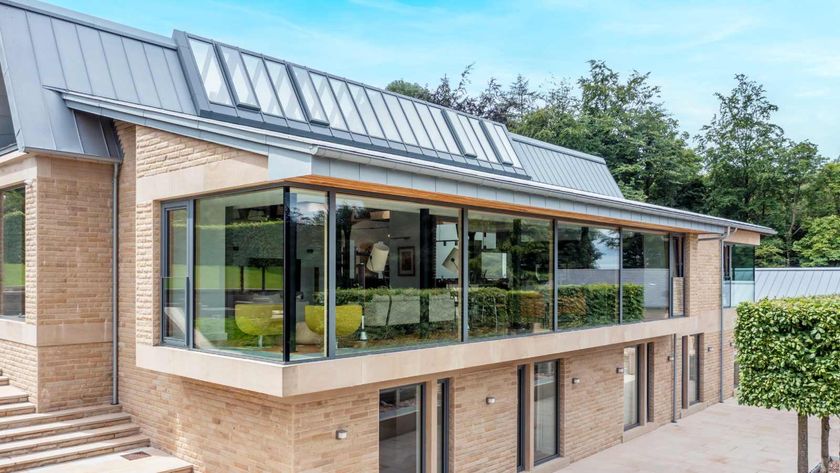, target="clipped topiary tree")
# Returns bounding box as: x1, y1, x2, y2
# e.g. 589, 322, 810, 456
735, 297, 840, 473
